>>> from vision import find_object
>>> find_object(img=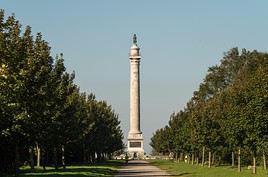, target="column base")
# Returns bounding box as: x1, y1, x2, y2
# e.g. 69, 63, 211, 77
127, 132, 144, 159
